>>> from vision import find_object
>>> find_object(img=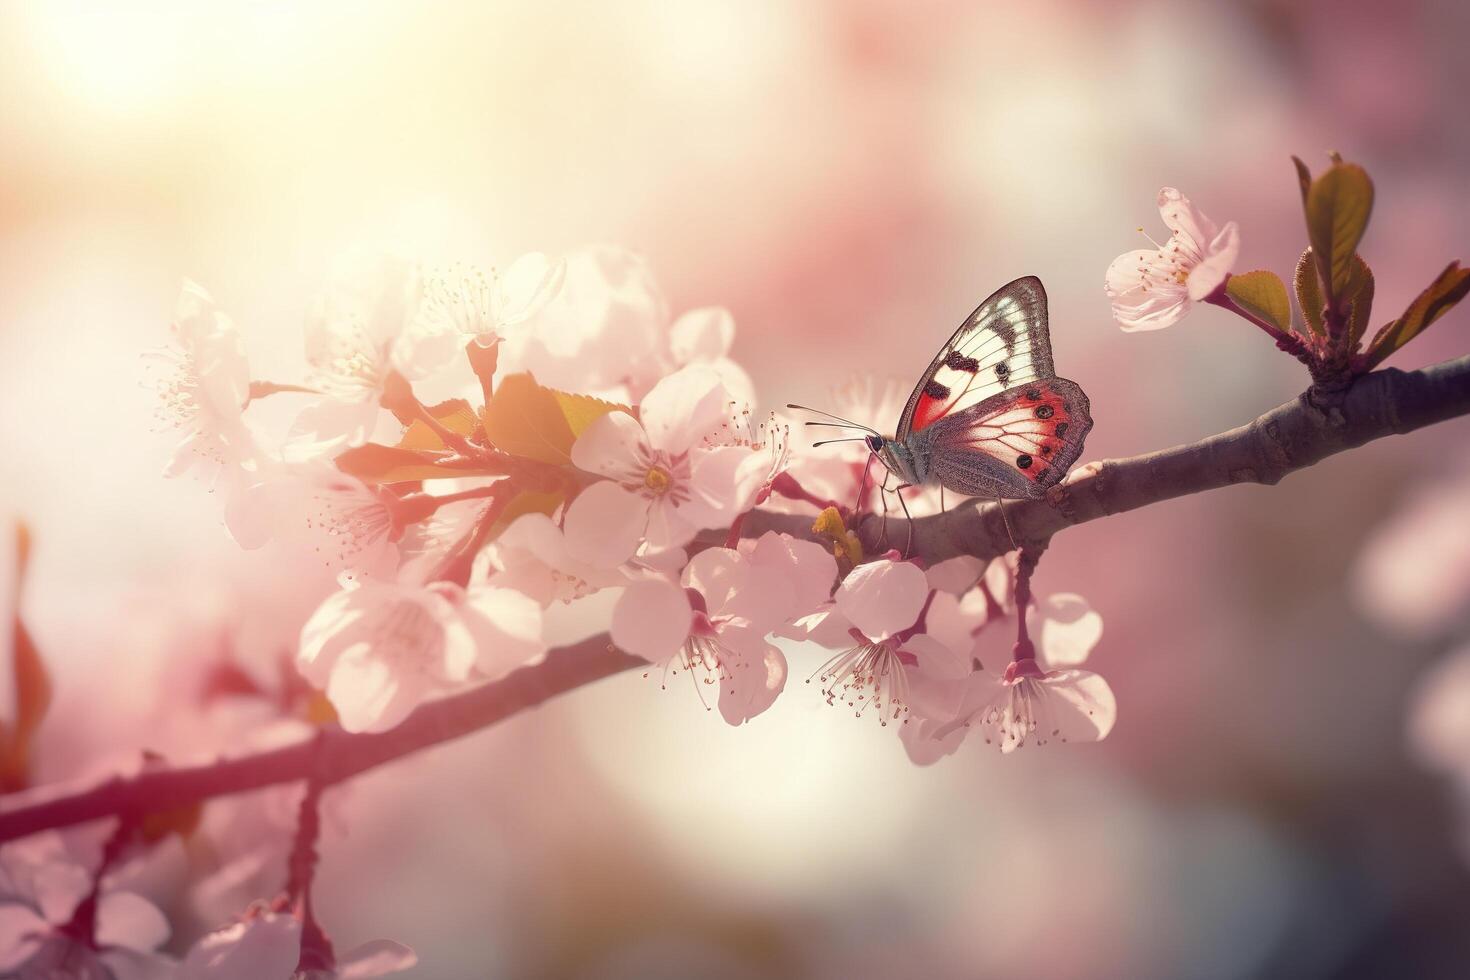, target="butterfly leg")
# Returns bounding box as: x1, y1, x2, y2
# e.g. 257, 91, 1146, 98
993, 494, 1019, 554
876, 469, 892, 551
894, 483, 916, 558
